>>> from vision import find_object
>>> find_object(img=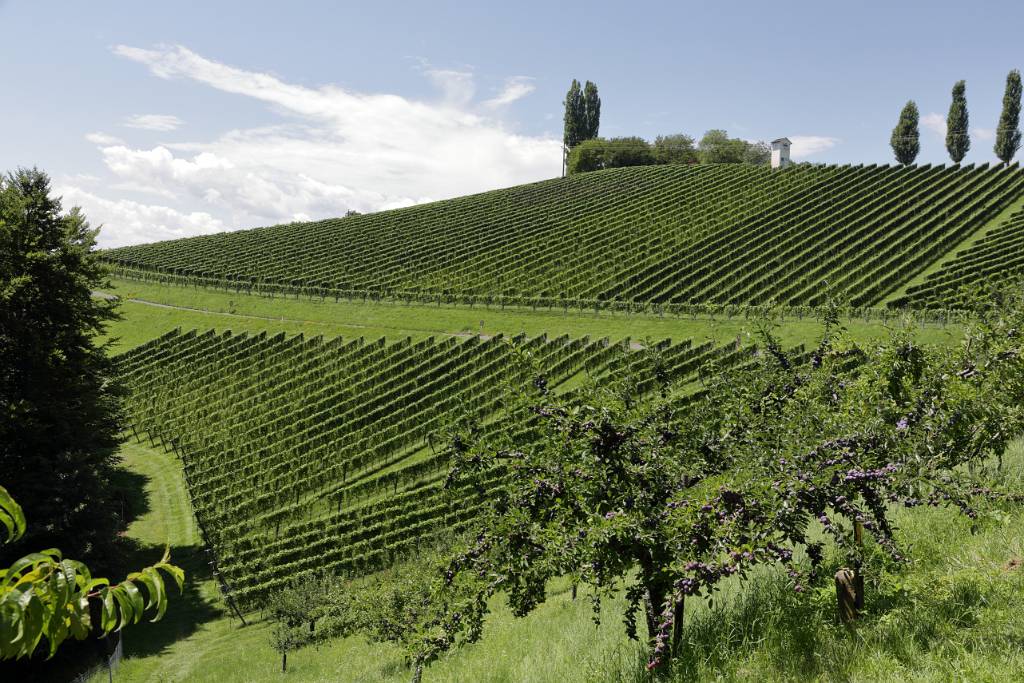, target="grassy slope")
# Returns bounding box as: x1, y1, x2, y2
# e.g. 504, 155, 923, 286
98, 280, 1020, 681
100, 278, 965, 355
103, 441, 1024, 682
